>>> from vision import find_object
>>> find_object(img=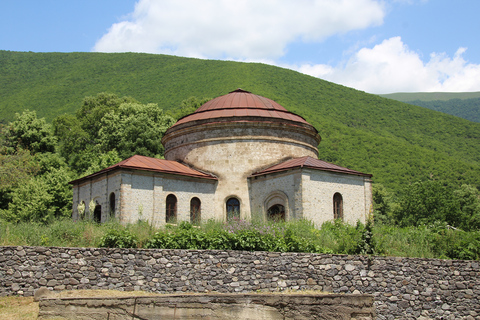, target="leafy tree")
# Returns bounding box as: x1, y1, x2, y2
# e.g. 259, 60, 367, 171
97, 102, 175, 159
372, 184, 395, 224
79, 149, 122, 177
454, 184, 480, 231
393, 180, 460, 228
52, 113, 89, 161
76, 92, 138, 142
170, 96, 211, 120
53, 93, 175, 170
4, 110, 56, 154
0, 166, 73, 224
